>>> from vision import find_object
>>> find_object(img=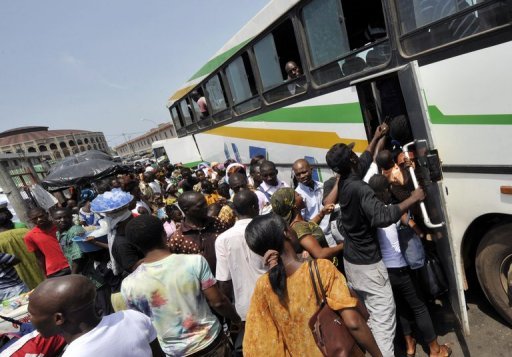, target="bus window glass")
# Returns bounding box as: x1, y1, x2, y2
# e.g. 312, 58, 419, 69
225, 52, 260, 114
179, 100, 194, 126
302, 0, 389, 86
191, 98, 202, 120
302, 0, 350, 68
396, 0, 473, 33
170, 107, 183, 129
226, 53, 257, 103
396, 0, 511, 55
205, 75, 228, 113
254, 34, 283, 90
